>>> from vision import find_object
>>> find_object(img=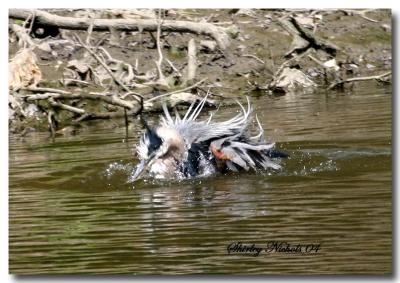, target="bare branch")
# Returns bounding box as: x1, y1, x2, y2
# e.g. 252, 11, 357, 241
74, 34, 131, 93
242, 54, 265, 65
48, 97, 85, 114
47, 109, 55, 138
341, 9, 379, 23
22, 89, 139, 110
145, 78, 207, 103
166, 59, 182, 77
154, 10, 166, 84
328, 71, 392, 90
